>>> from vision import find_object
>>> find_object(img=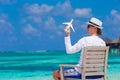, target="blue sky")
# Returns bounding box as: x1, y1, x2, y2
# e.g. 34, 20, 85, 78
0, 0, 120, 51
